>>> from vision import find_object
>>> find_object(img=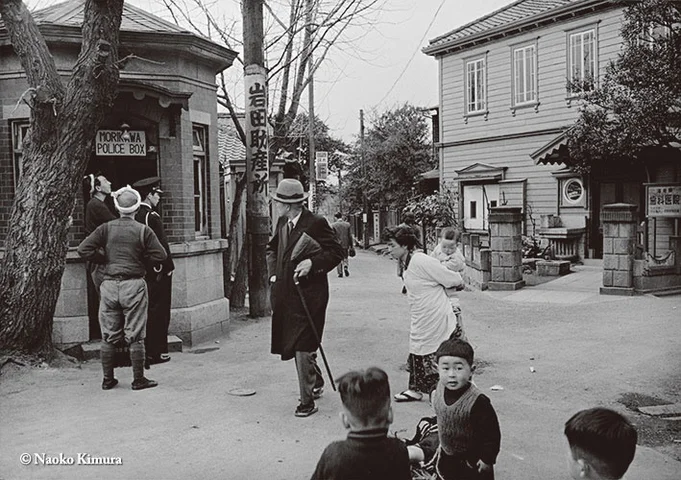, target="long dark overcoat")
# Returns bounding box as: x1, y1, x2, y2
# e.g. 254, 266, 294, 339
266, 208, 343, 360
